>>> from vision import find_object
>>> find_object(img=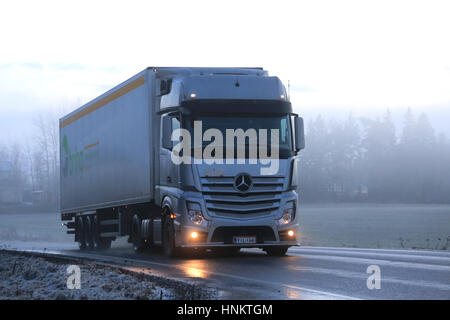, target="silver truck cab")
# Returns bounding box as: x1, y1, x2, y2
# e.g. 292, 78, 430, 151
154, 68, 305, 256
